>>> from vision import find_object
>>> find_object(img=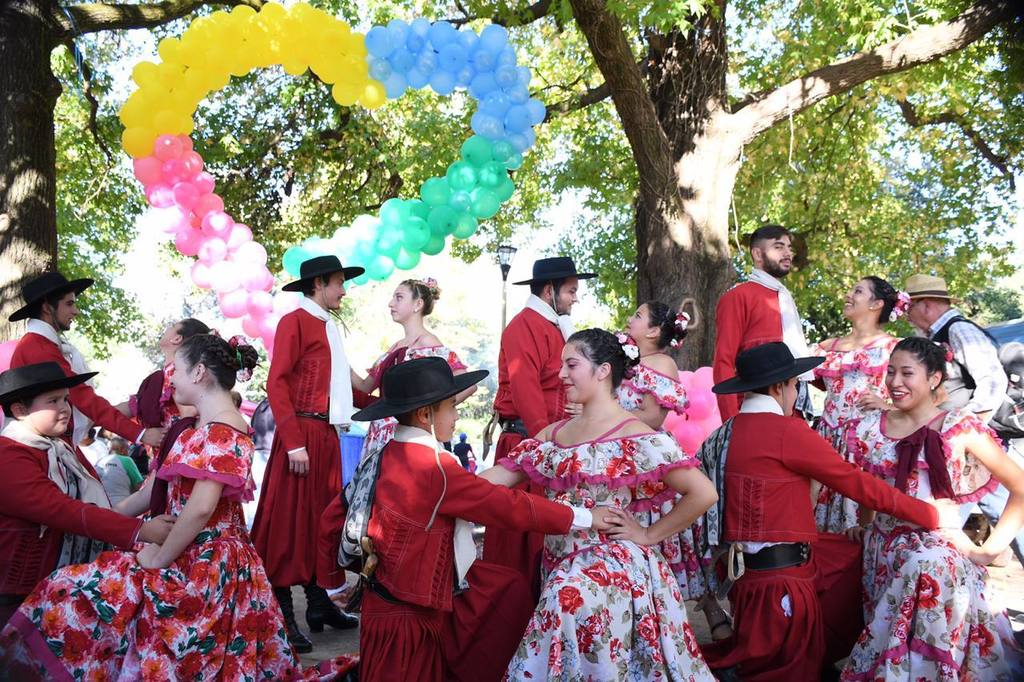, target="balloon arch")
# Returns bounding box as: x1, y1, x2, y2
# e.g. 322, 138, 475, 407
121, 2, 546, 352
